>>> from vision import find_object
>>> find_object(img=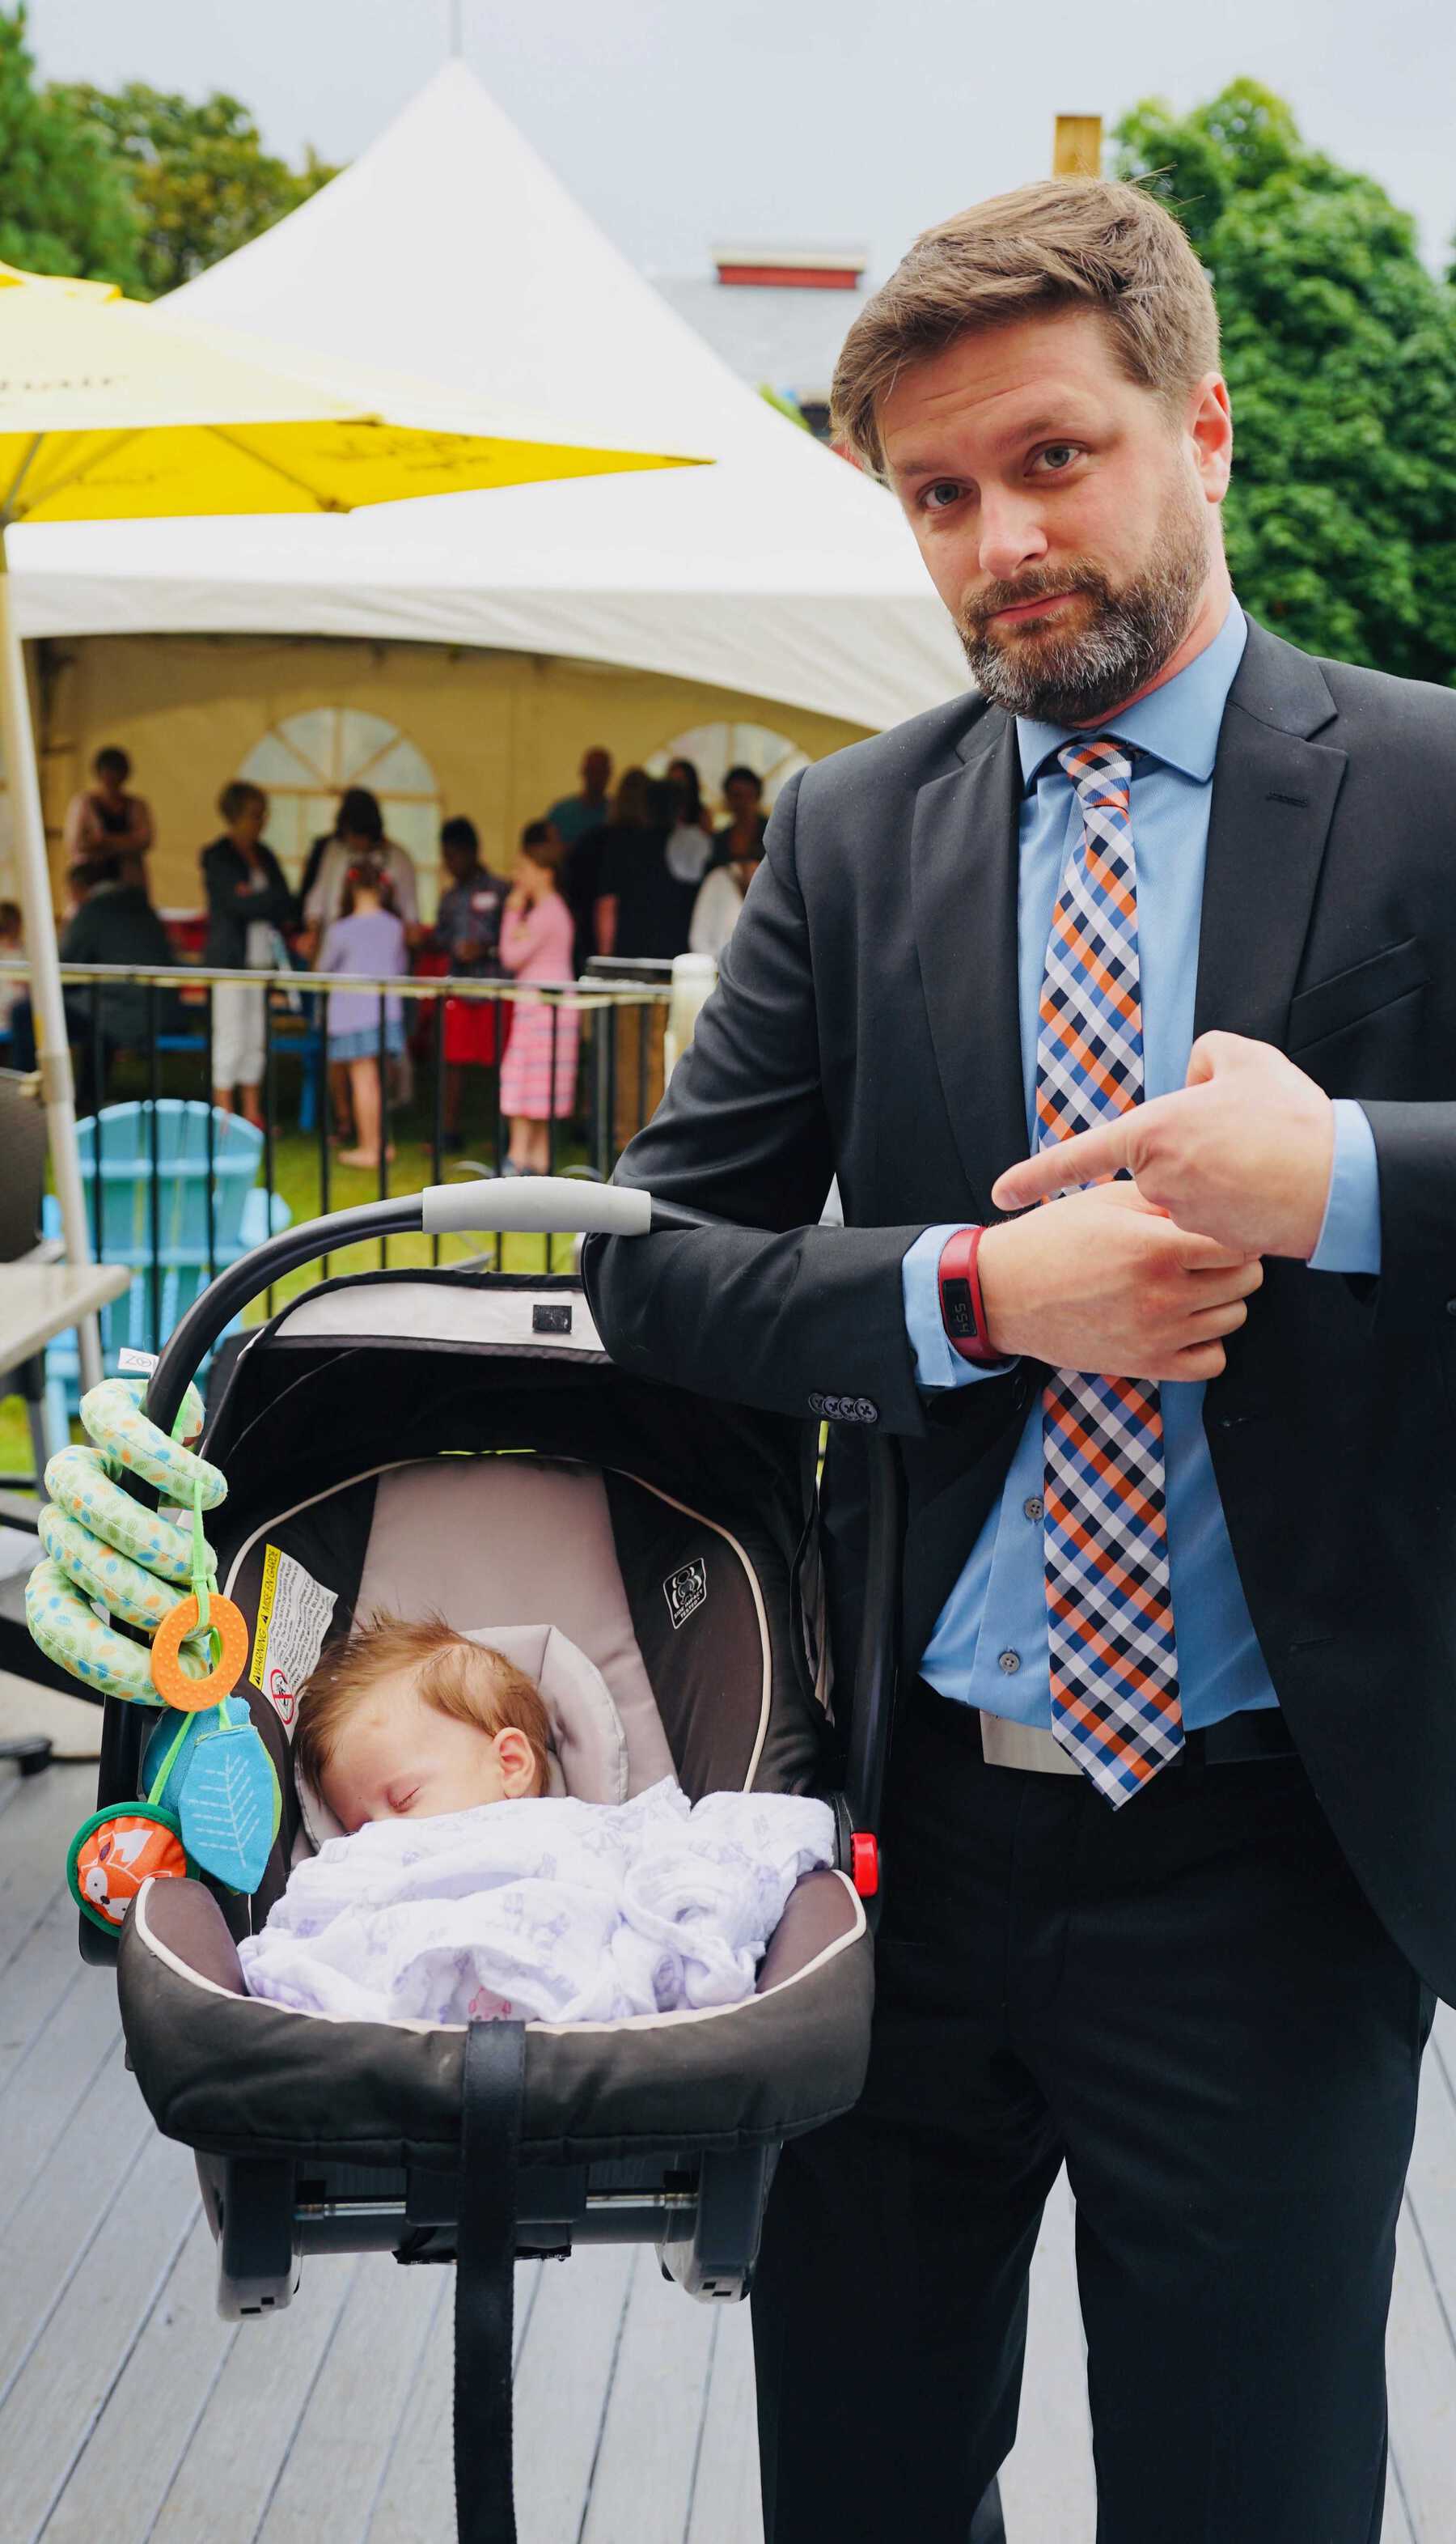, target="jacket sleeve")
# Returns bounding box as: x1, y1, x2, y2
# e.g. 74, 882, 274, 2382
1357, 1101, 1456, 1331
582, 770, 931, 1437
